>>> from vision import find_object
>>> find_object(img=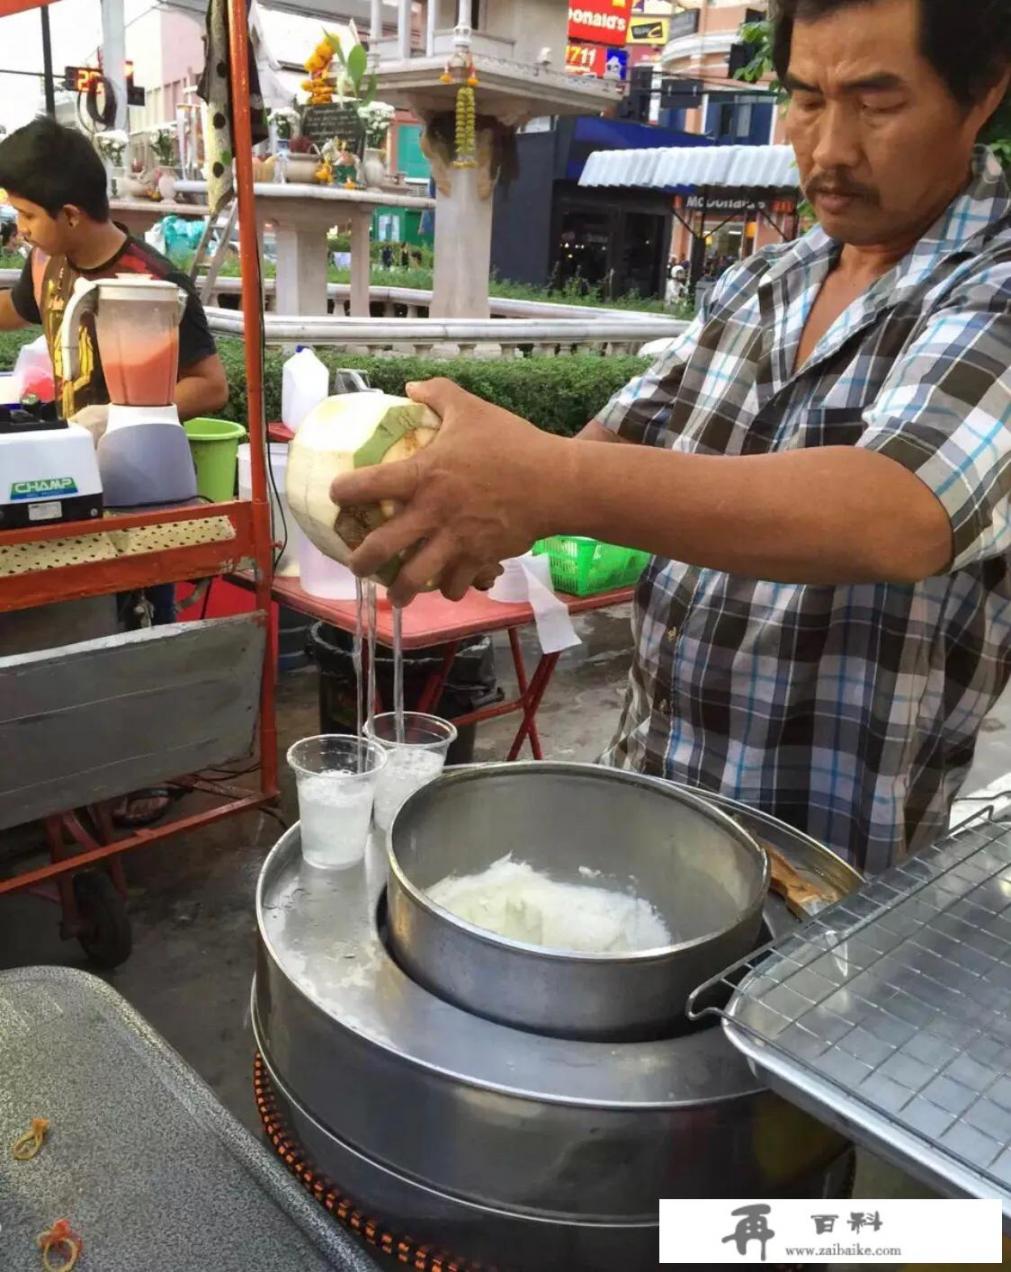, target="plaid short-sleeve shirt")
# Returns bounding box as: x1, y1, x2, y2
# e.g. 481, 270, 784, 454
598, 148, 1011, 874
